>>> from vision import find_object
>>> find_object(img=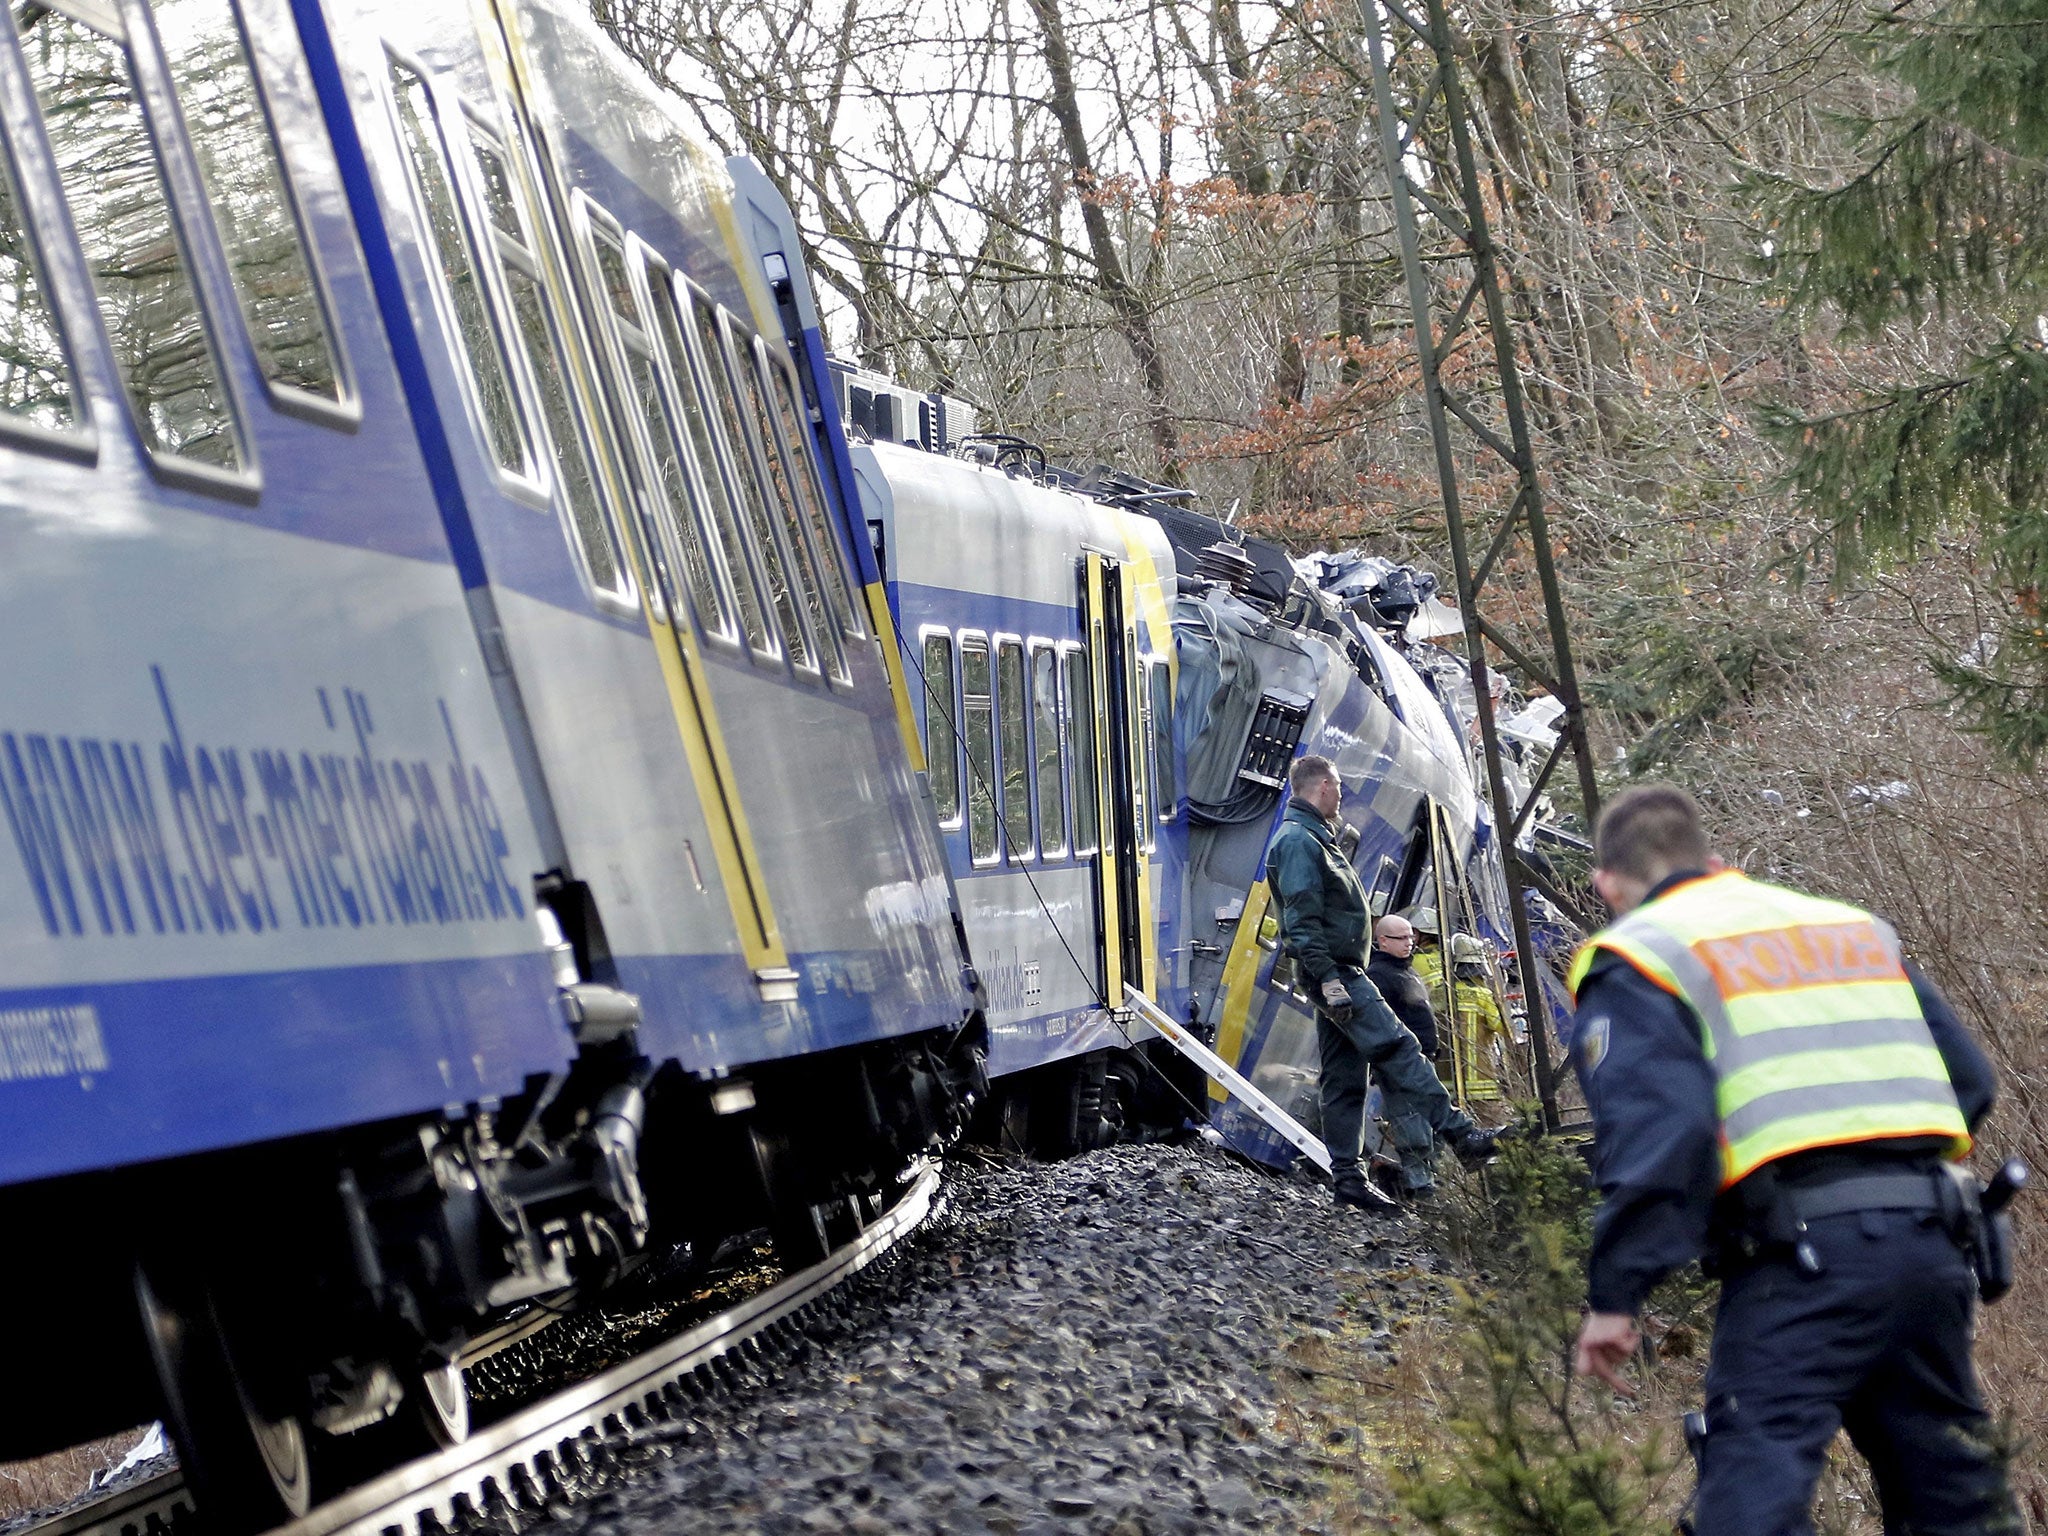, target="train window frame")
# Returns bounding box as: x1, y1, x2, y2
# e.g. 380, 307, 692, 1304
959, 630, 998, 866
686, 315, 836, 685
1149, 658, 1176, 824
1136, 675, 1156, 853
919, 626, 962, 828
1030, 640, 1066, 860
995, 634, 1032, 864
0, 81, 92, 461
618, 230, 748, 647
754, 343, 864, 643
19, 0, 254, 496
1061, 642, 1099, 857
673, 278, 797, 672
142, 0, 357, 431
381, 56, 542, 495
564, 193, 740, 641
451, 105, 638, 616
702, 297, 818, 679
647, 263, 774, 659
742, 332, 848, 685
